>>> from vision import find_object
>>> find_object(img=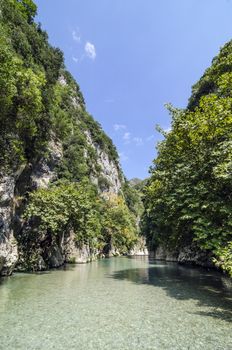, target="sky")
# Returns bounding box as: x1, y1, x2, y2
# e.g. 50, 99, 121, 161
34, 0, 232, 179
